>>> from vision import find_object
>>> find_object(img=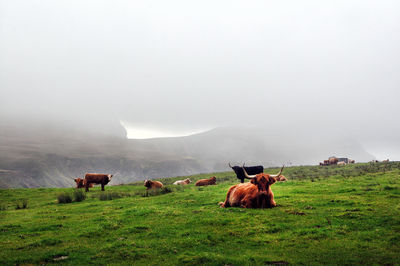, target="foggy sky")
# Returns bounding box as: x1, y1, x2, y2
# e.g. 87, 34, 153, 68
1, 1, 400, 158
